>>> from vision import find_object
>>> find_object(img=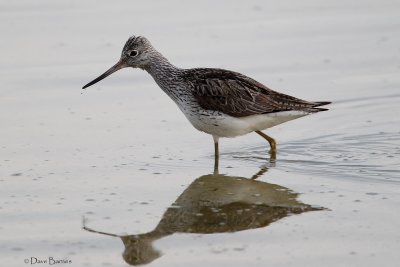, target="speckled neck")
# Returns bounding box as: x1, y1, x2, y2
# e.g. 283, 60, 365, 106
144, 50, 187, 104
144, 51, 180, 83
